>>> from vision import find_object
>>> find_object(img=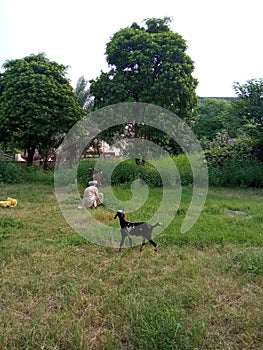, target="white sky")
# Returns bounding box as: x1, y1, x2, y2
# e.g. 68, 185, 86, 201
0, 0, 262, 97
